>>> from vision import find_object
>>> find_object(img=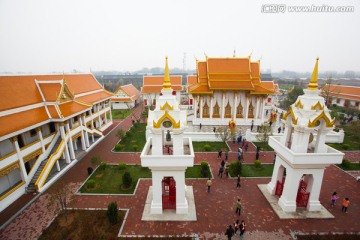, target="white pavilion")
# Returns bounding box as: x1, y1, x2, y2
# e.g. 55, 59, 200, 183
141, 57, 195, 217
266, 58, 344, 213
